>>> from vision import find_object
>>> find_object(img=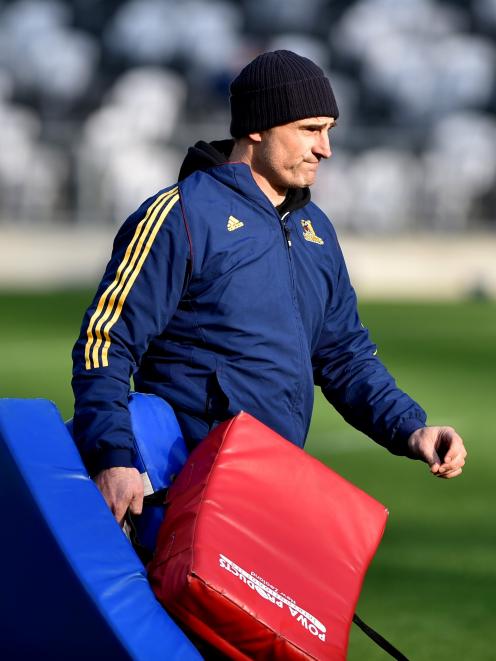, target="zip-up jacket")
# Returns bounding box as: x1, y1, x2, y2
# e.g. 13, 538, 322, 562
72, 140, 426, 475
